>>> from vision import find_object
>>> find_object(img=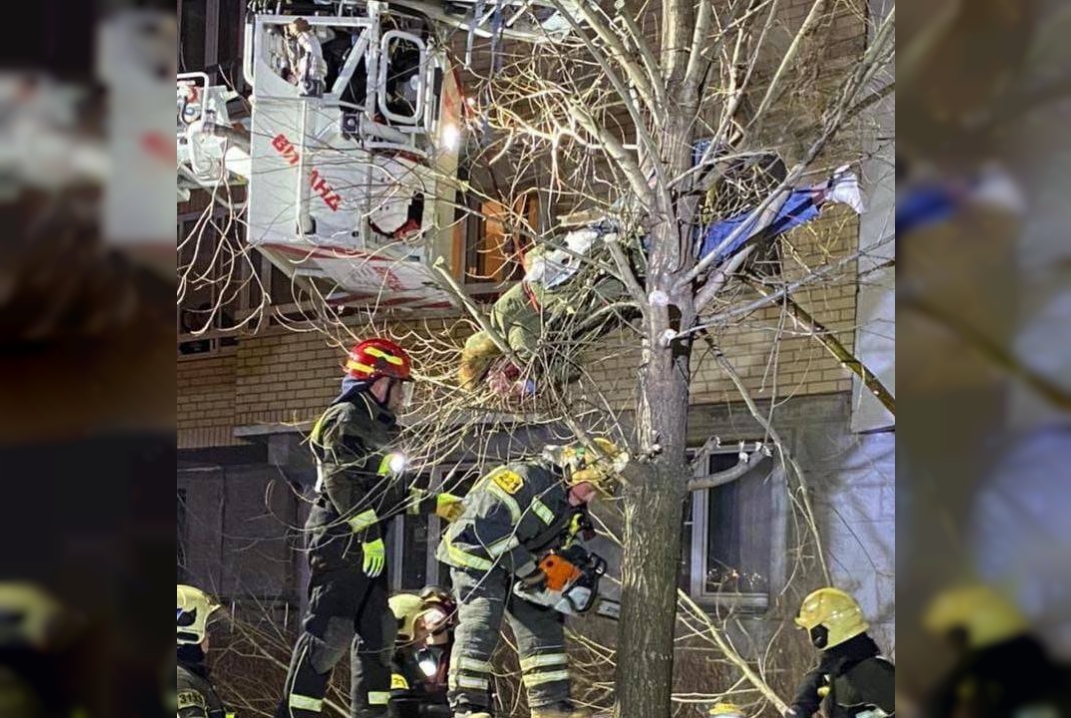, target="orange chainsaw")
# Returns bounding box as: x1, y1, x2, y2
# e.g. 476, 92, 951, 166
513, 544, 620, 620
